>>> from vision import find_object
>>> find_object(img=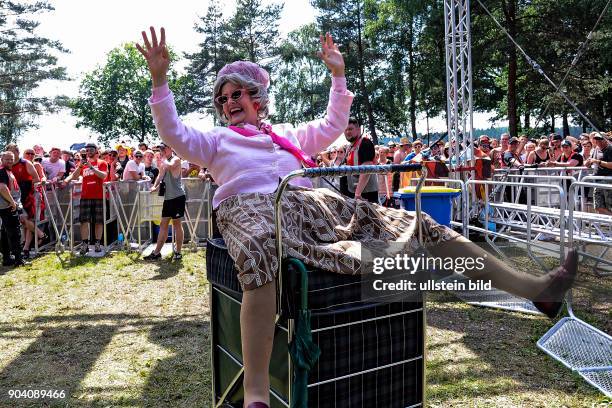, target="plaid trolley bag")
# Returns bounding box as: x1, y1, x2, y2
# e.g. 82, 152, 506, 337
207, 164, 427, 408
